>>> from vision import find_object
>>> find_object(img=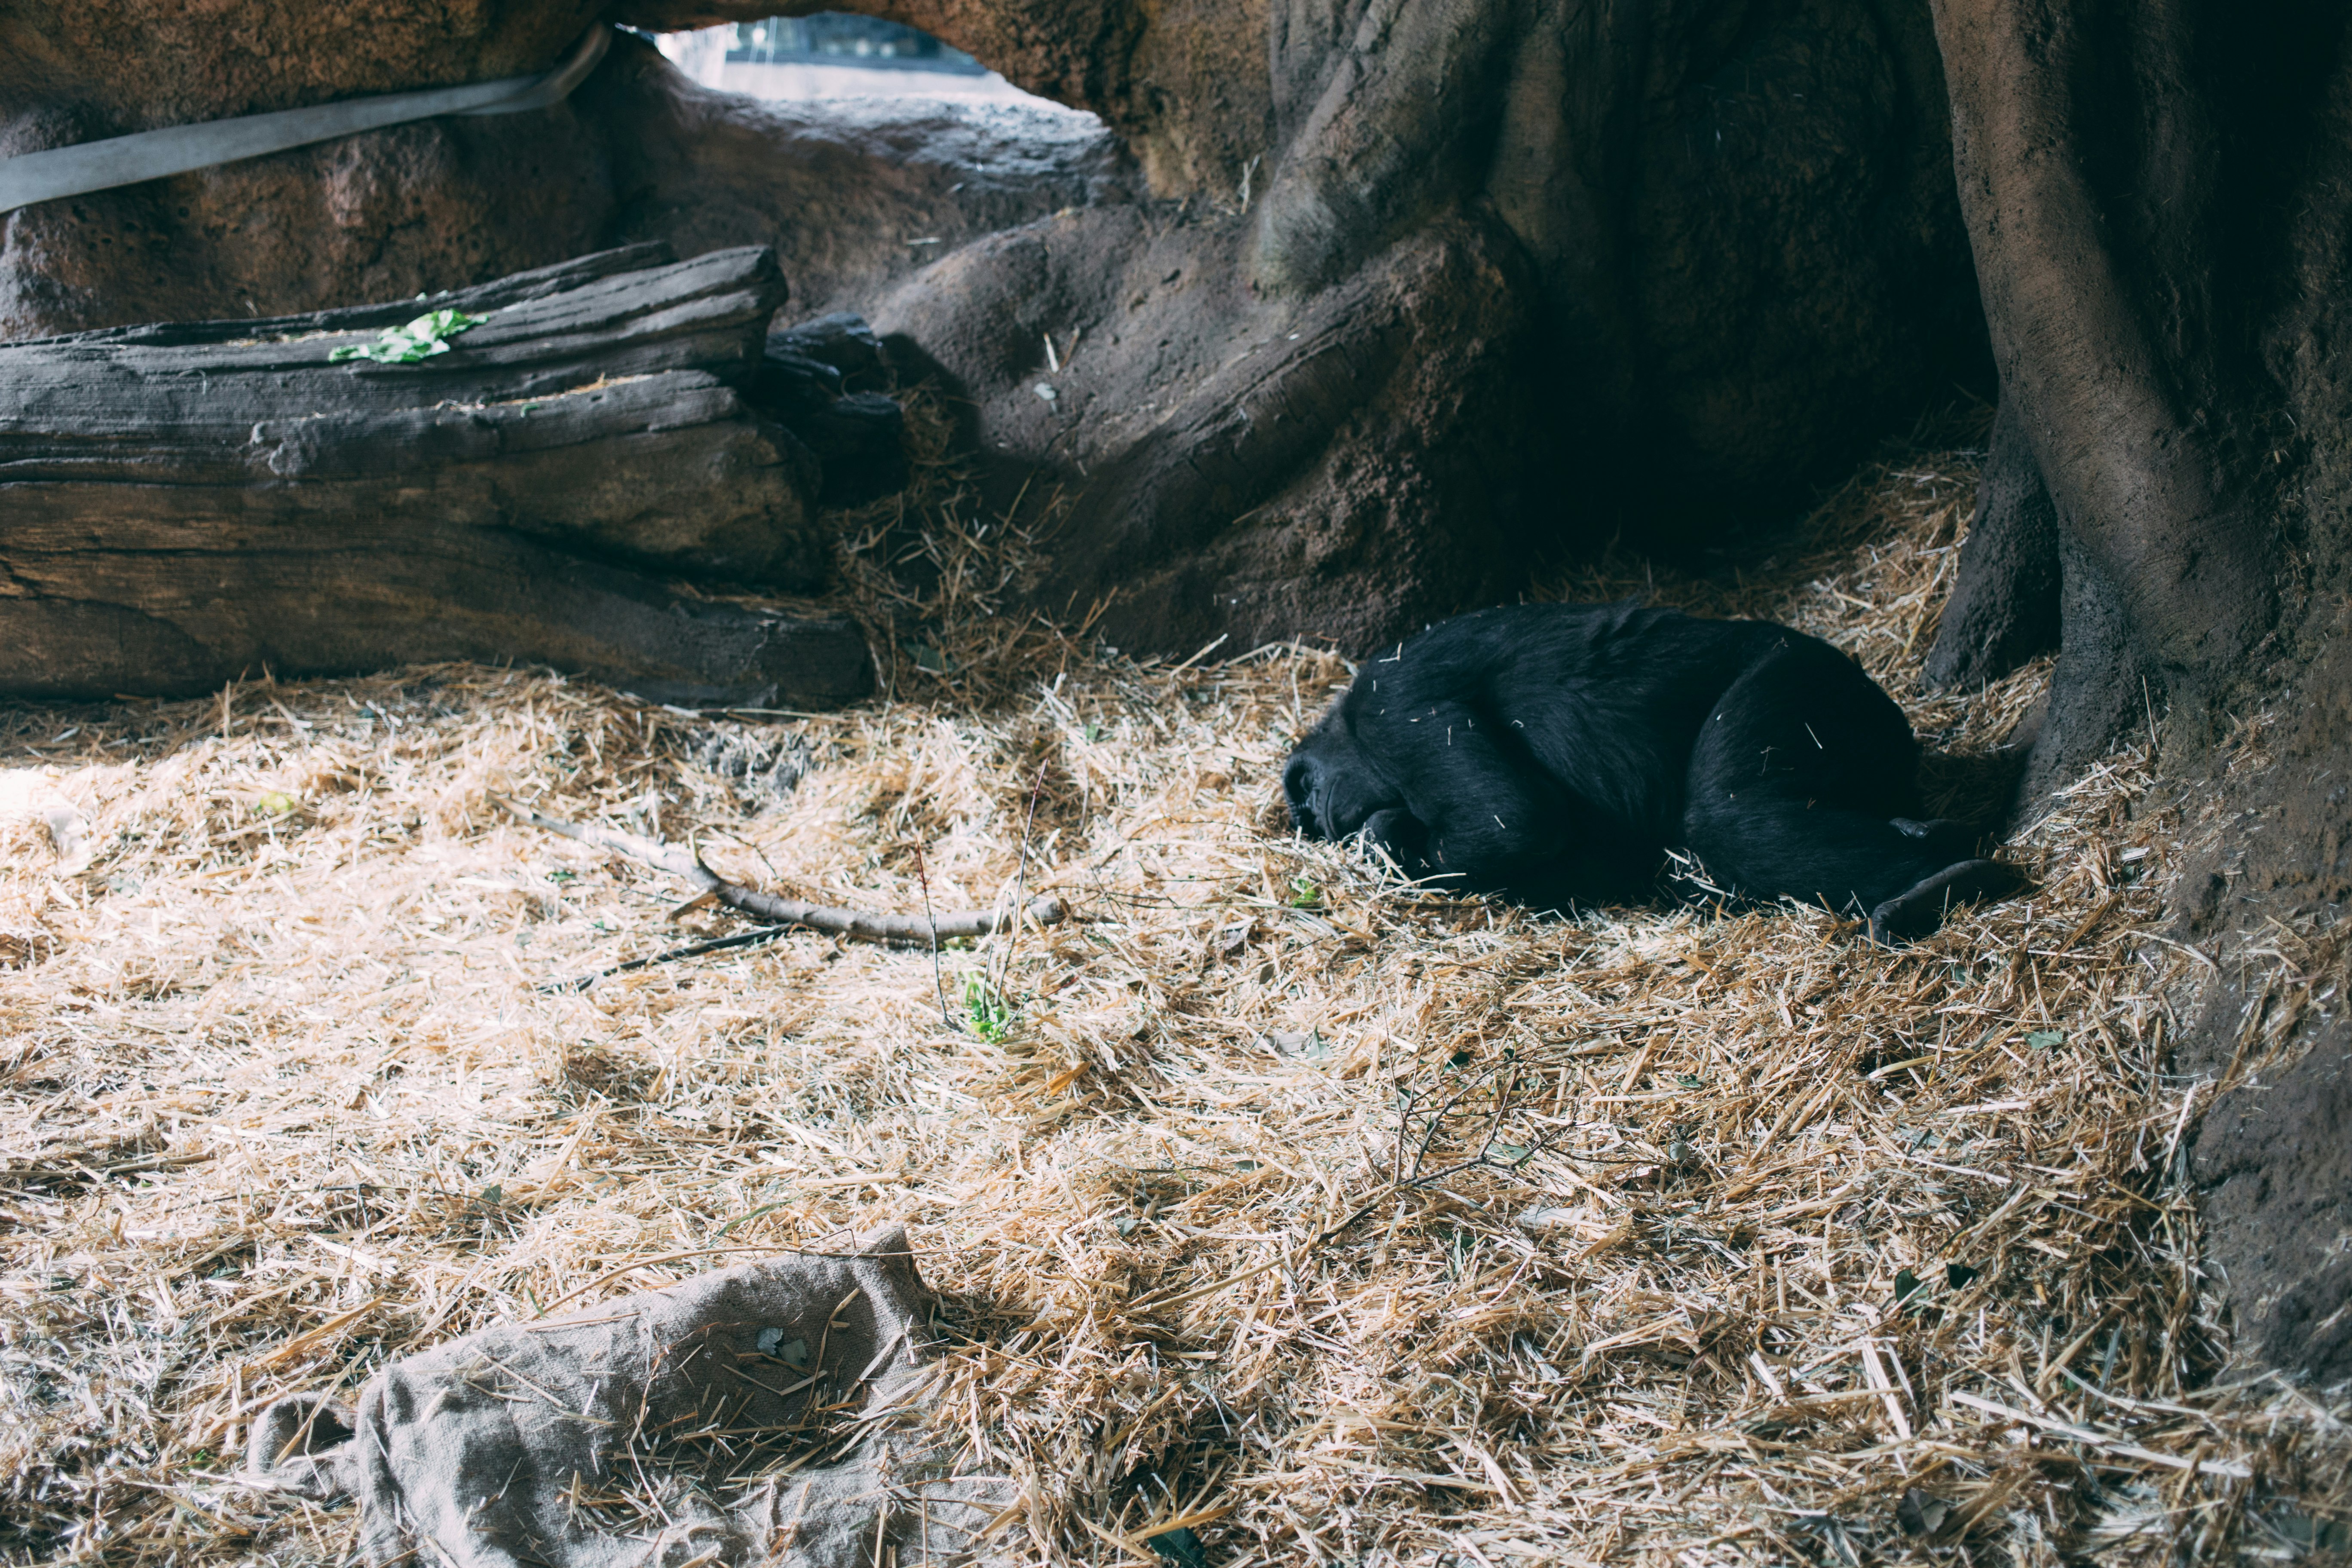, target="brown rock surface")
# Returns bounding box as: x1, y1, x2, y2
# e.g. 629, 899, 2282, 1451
0, 3, 609, 337
1, 3, 1985, 657
1917, 0, 2352, 1384
0, 22, 1116, 340
630, 0, 1272, 199
576, 37, 1126, 317
868, 205, 1536, 654
624, 0, 1987, 650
